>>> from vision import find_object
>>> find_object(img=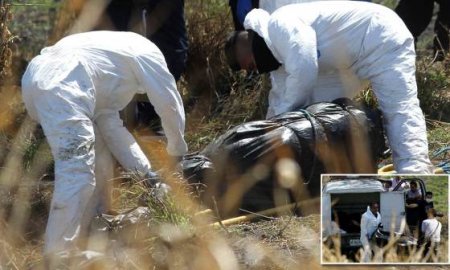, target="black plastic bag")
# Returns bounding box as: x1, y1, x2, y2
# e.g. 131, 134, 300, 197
184, 101, 386, 214
181, 153, 215, 184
